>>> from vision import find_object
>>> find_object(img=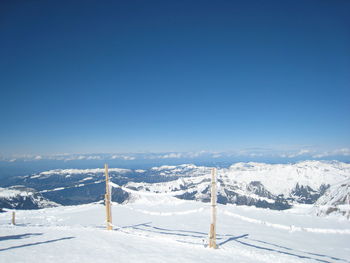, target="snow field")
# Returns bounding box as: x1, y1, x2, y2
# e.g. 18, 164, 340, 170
1, 196, 350, 263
